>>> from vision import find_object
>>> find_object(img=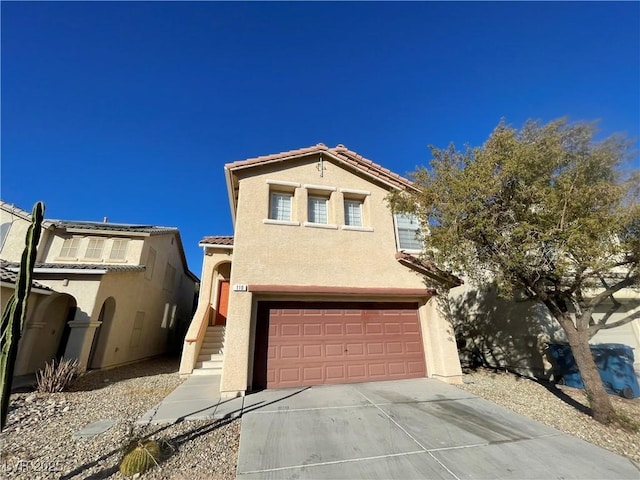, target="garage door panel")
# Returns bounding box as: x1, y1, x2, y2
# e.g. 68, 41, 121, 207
263, 303, 426, 389
303, 366, 323, 383
326, 344, 345, 357
367, 343, 384, 355
303, 345, 322, 358
280, 345, 300, 359
326, 365, 346, 381
365, 323, 383, 335
303, 324, 322, 336
325, 323, 344, 335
